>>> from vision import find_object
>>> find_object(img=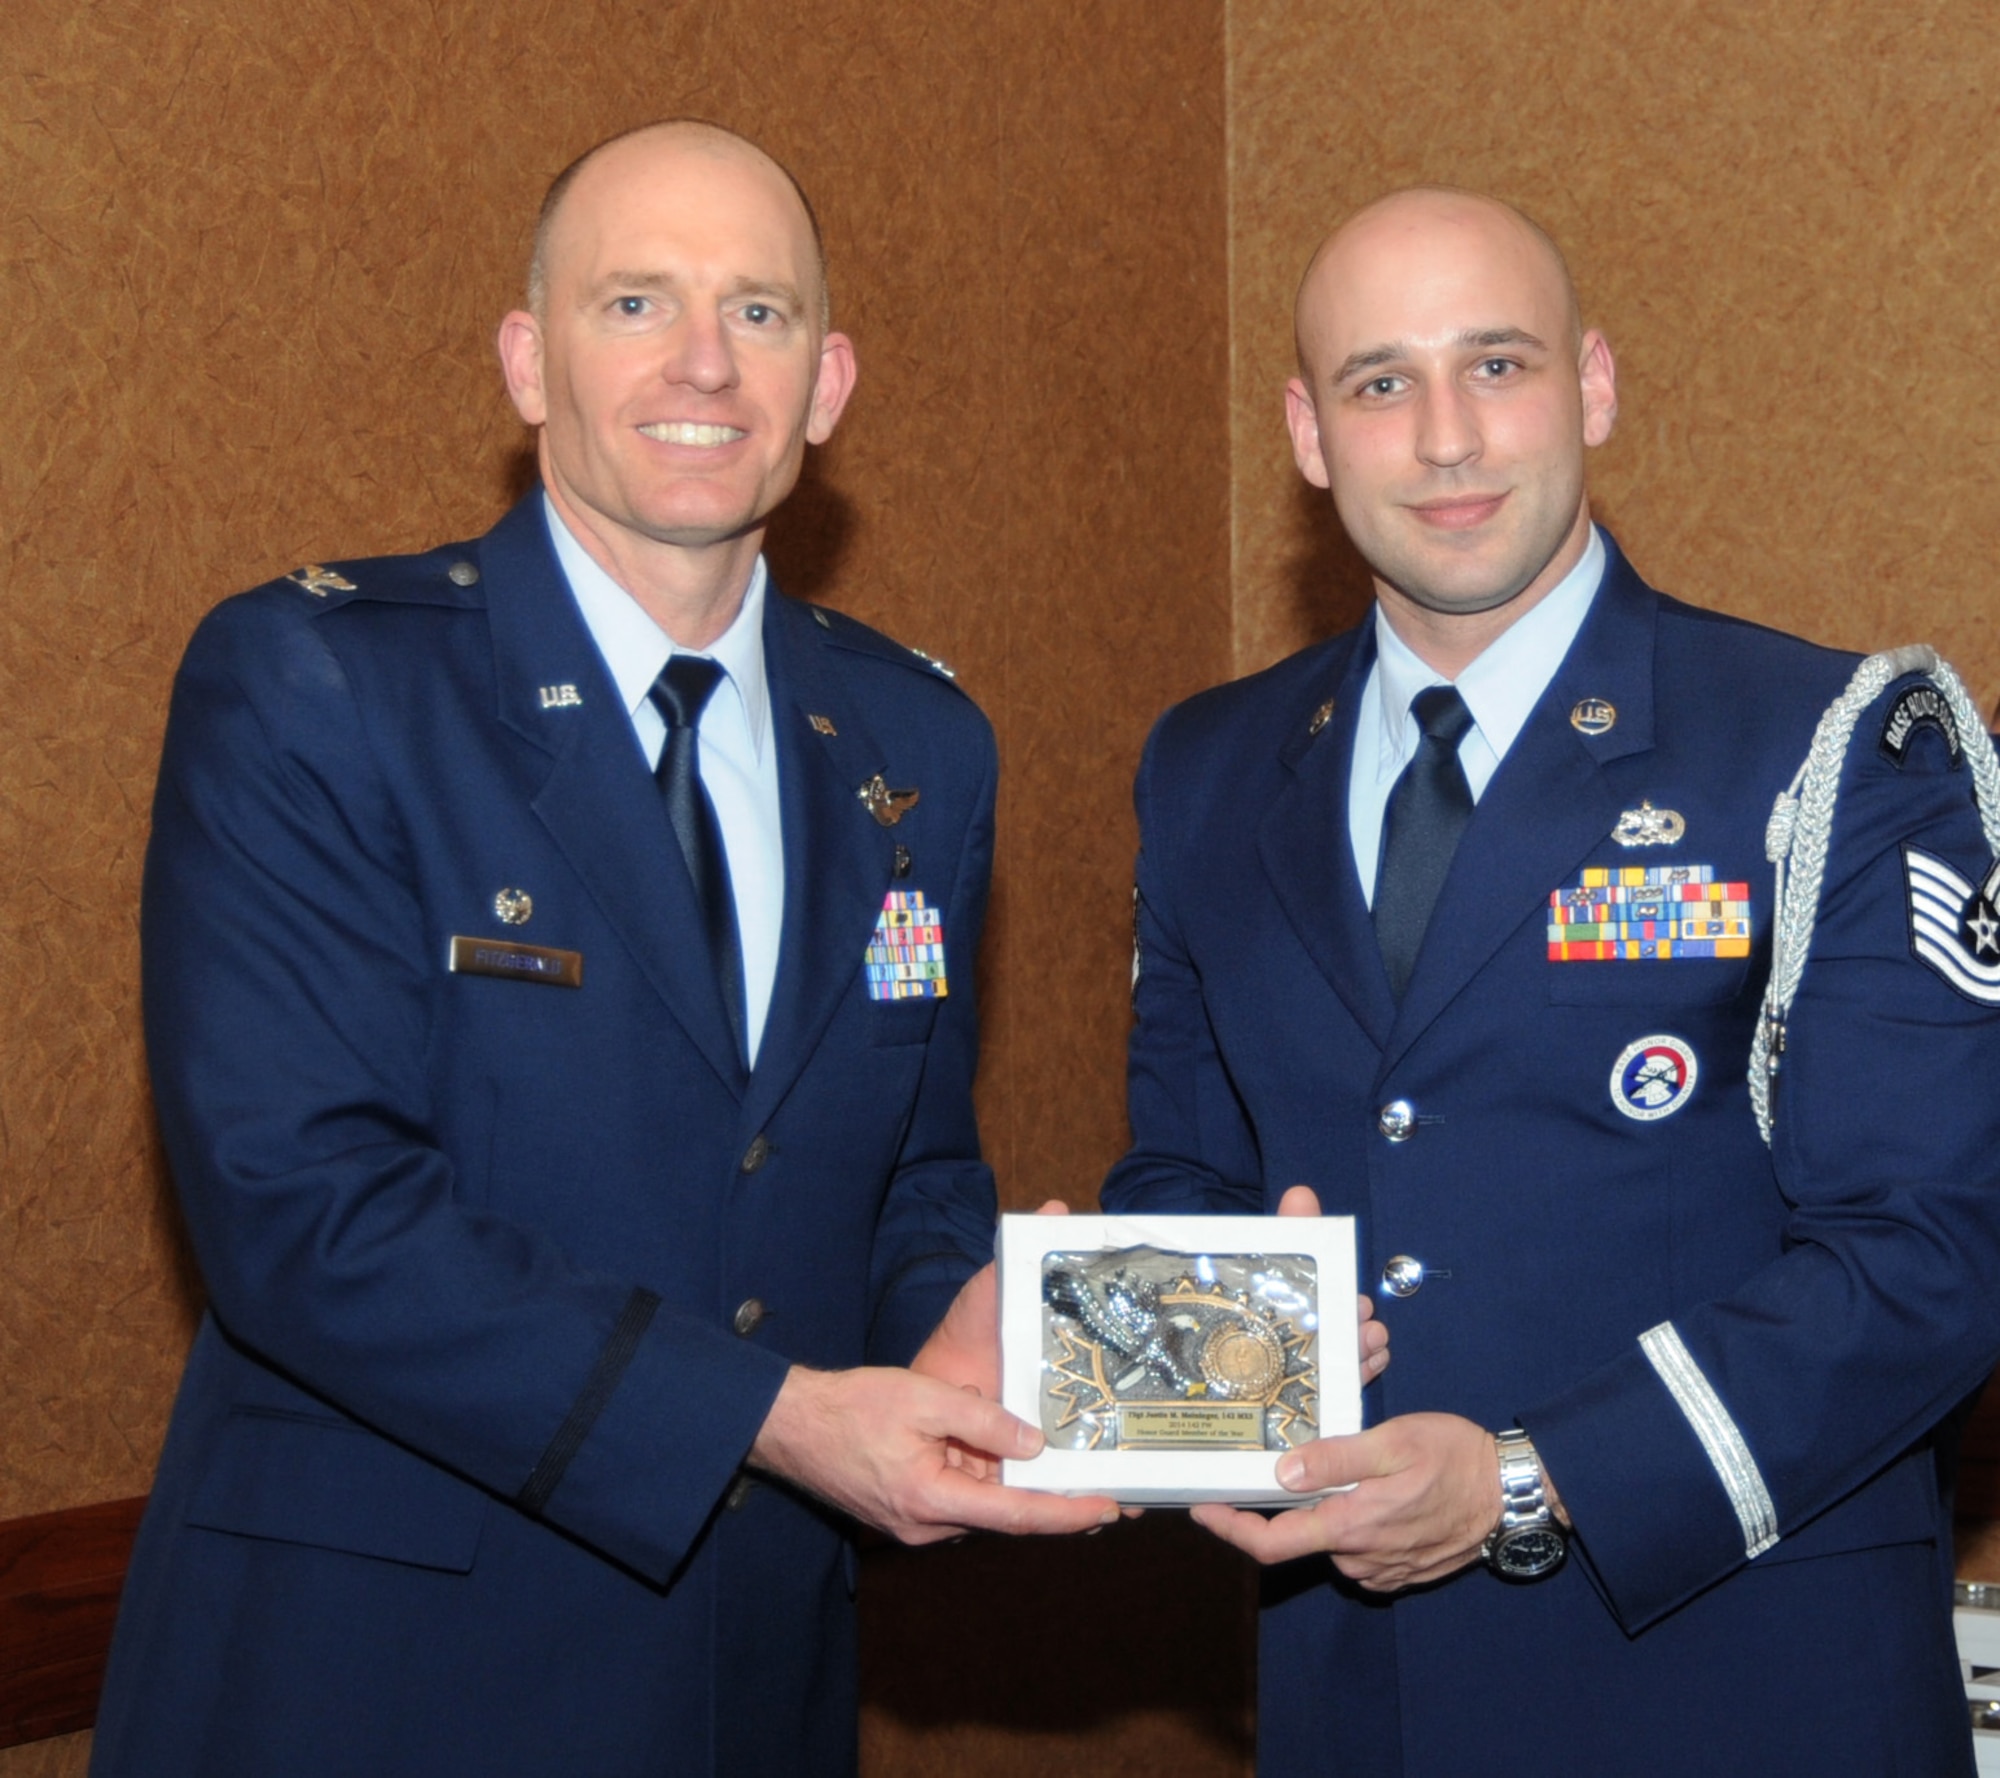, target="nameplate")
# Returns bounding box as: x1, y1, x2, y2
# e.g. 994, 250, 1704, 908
448, 935, 583, 988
